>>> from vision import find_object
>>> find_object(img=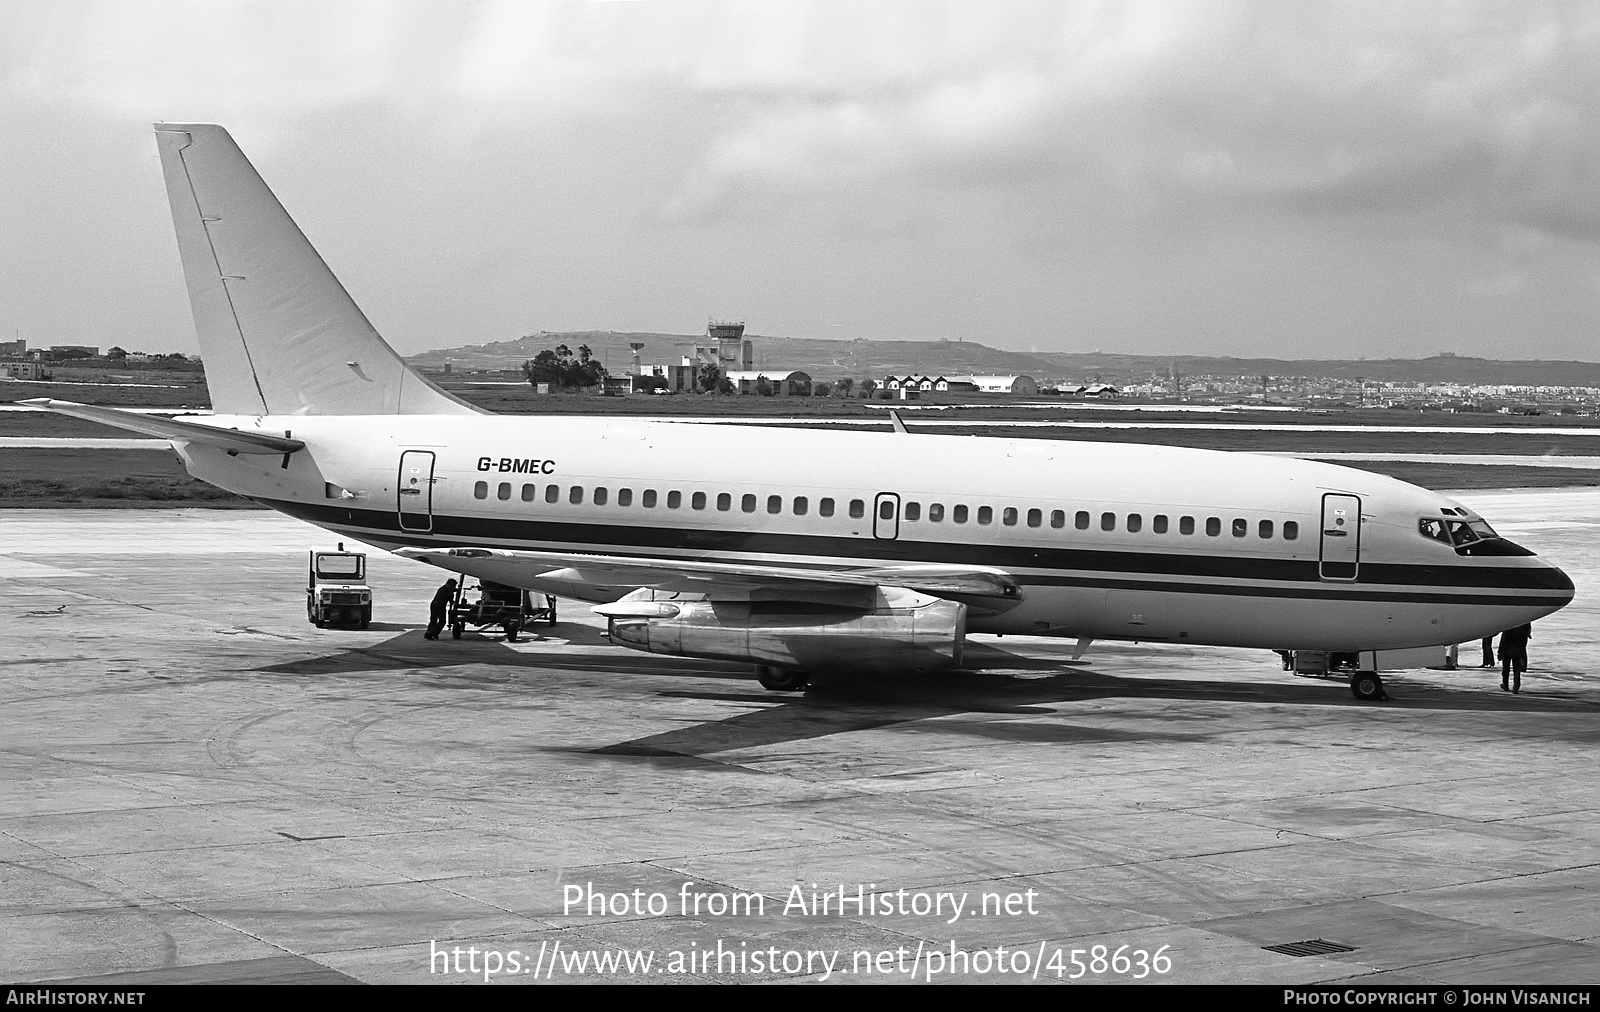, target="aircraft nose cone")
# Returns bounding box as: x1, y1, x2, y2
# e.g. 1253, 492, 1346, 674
1547, 562, 1576, 600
